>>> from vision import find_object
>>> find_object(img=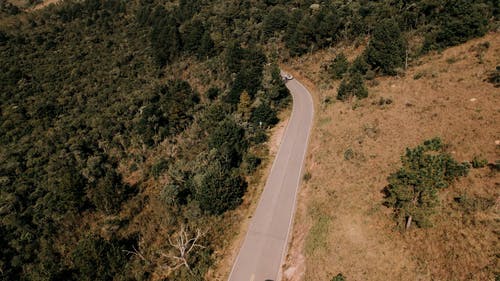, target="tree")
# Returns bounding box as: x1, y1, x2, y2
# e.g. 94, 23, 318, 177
423, 1, 490, 51
182, 19, 205, 54
250, 103, 278, 127
384, 138, 470, 229
262, 6, 289, 38
365, 19, 406, 75
163, 225, 205, 274
208, 118, 247, 167
193, 162, 247, 215
198, 31, 215, 59
88, 170, 130, 215
151, 14, 181, 67
237, 91, 252, 121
